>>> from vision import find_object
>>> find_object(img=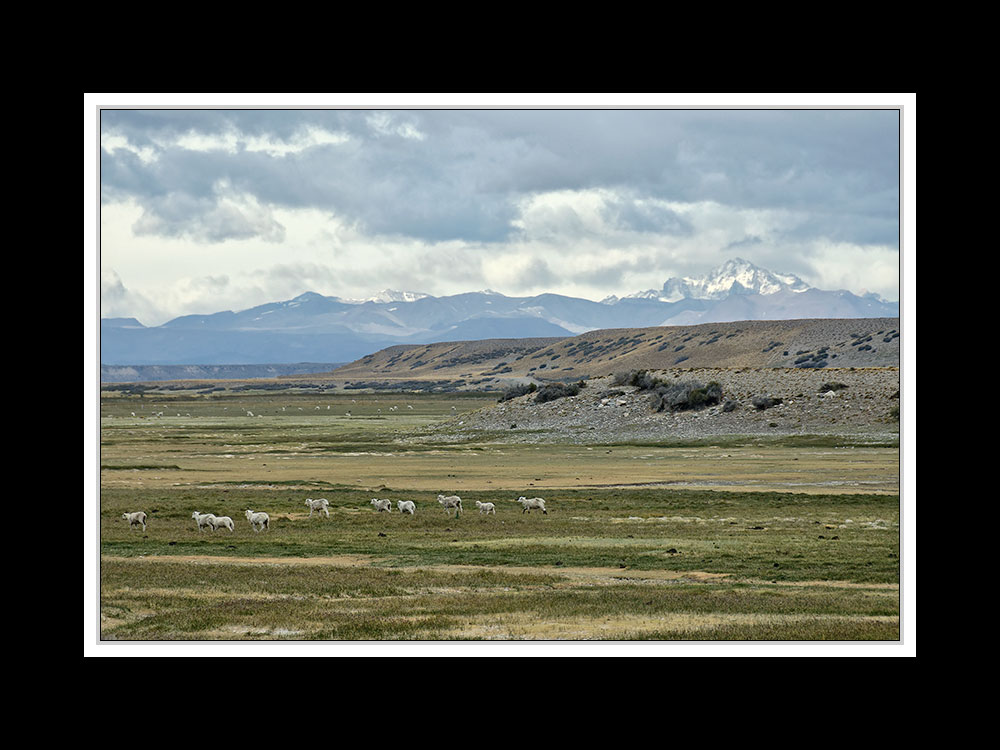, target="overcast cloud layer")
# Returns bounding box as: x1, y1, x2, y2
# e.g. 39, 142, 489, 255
99, 107, 901, 326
